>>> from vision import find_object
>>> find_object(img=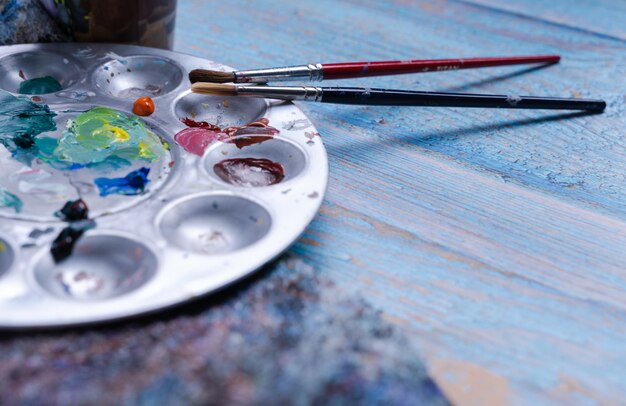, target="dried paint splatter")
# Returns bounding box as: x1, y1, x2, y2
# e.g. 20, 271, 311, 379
57, 91, 96, 101
0, 186, 23, 213
10, 168, 69, 200
282, 118, 312, 131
